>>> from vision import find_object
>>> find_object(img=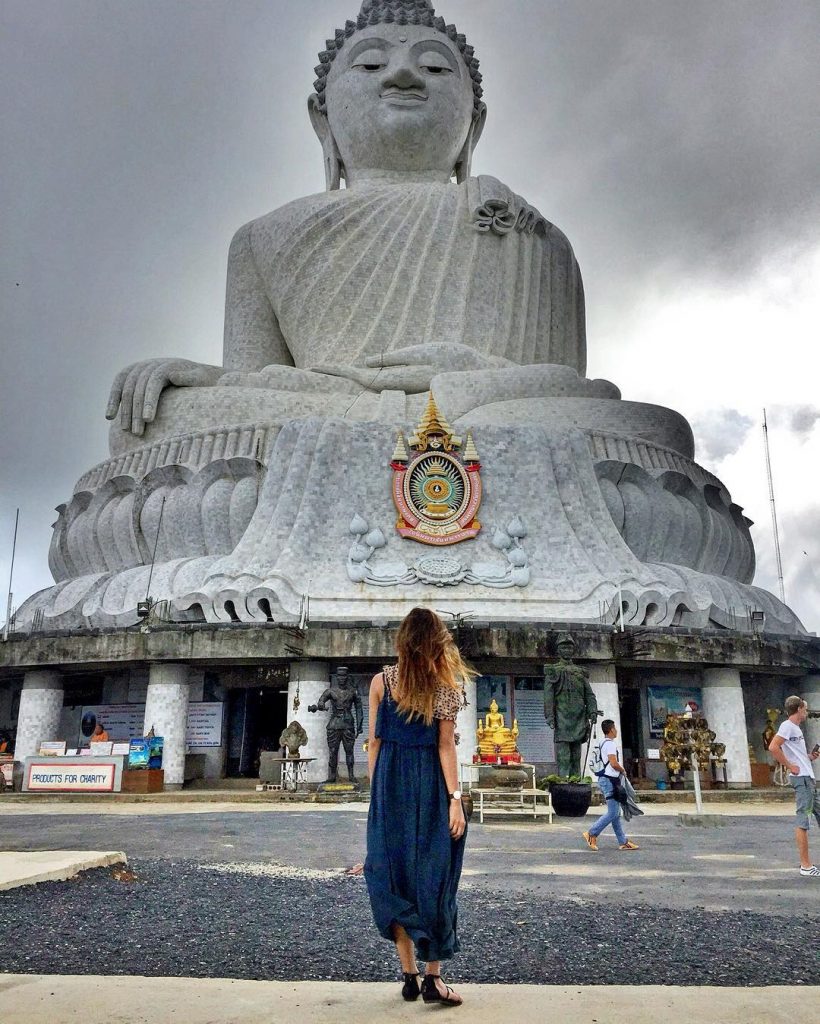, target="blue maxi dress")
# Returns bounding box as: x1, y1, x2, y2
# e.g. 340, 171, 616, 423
365, 665, 467, 962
